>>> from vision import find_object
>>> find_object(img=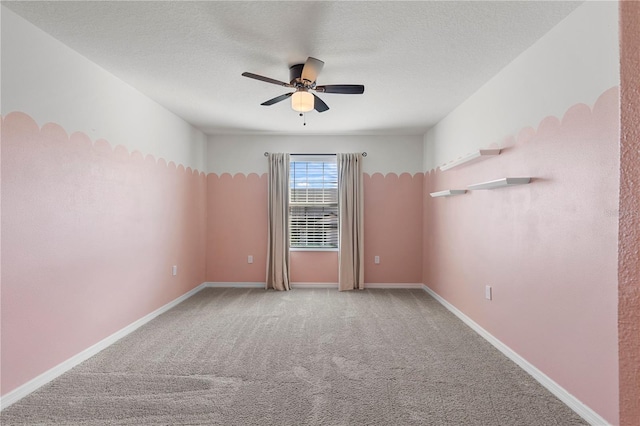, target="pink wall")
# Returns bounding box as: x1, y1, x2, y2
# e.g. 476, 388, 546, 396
422, 88, 620, 423
619, 2, 640, 424
1, 112, 207, 395
364, 173, 423, 283
205, 172, 423, 284
206, 173, 268, 283
290, 251, 339, 283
